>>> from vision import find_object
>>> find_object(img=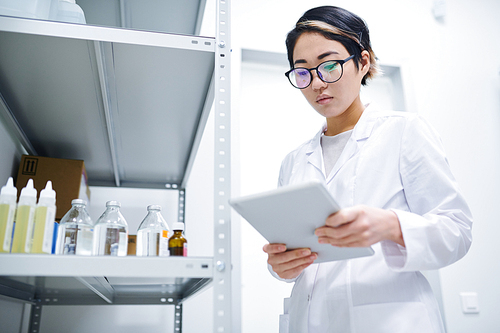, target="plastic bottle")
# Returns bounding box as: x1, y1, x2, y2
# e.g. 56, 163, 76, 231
93, 201, 128, 256
168, 222, 187, 256
136, 205, 170, 256
31, 181, 57, 254
0, 177, 17, 253
11, 179, 37, 253
56, 199, 93, 255
49, 0, 86, 24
